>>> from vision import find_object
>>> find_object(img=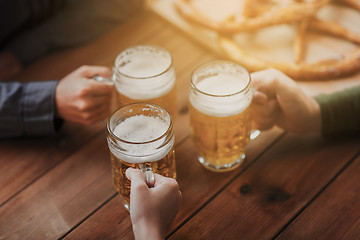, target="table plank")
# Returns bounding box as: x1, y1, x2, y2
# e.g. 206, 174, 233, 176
62, 128, 284, 239
169, 134, 360, 239
0, 133, 114, 239
0, 122, 104, 206
276, 153, 360, 239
